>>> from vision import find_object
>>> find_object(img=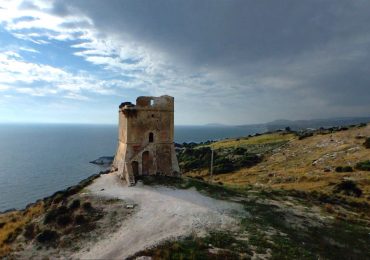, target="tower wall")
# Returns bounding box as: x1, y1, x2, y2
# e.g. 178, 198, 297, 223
113, 95, 180, 185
